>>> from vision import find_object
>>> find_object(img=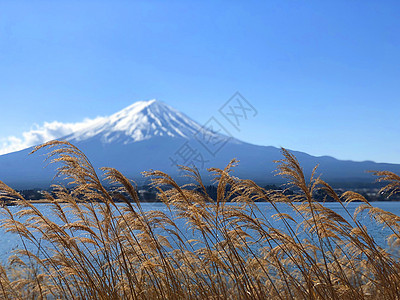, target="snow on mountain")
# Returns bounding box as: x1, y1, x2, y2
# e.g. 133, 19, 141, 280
2, 99, 400, 189
66, 100, 209, 144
